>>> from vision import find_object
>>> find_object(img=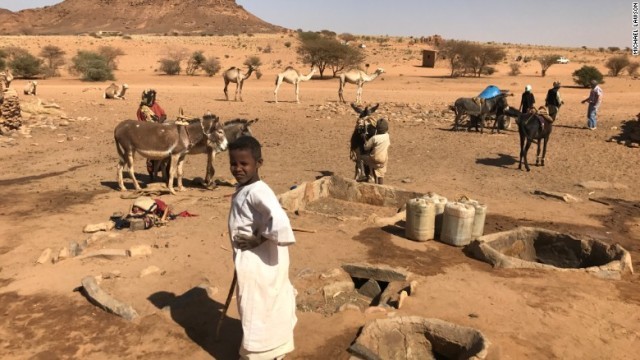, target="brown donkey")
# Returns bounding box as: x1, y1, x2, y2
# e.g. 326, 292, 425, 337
114, 113, 228, 194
